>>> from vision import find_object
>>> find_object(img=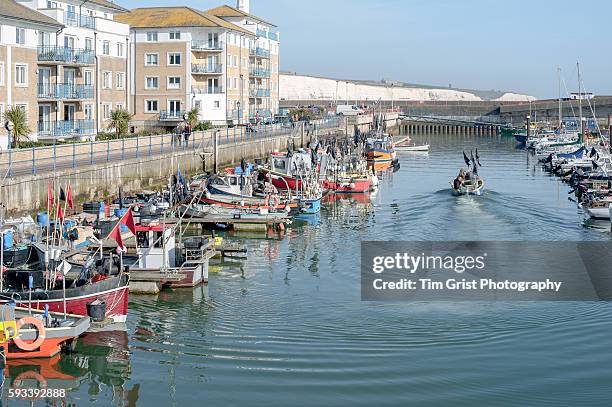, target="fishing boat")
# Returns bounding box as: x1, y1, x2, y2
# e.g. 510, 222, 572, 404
451, 151, 485, 196
261, 151, 314, 191
0, 305, 90, 359
395, 144, 430, 152
366, 136, 396, 163
178, 203, 290, 223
